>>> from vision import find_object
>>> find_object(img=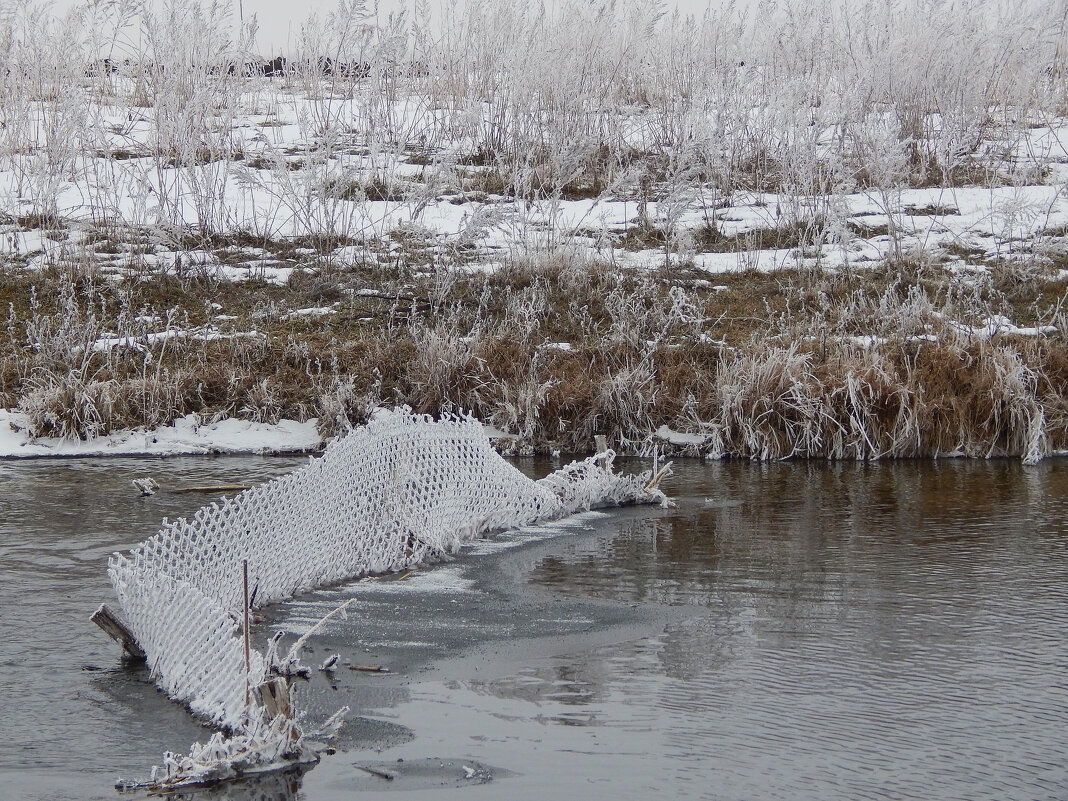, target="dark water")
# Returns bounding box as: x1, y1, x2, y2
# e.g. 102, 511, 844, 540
0, 456, 1065, 800
0, 456, 308, 801
518, 460, 1068, 800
